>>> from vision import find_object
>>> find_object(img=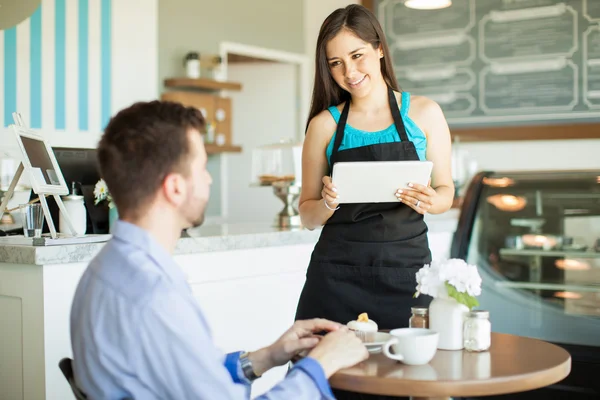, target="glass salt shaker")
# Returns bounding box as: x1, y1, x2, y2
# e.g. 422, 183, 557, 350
463, 310, 491, 352
409, 307, 429, 328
